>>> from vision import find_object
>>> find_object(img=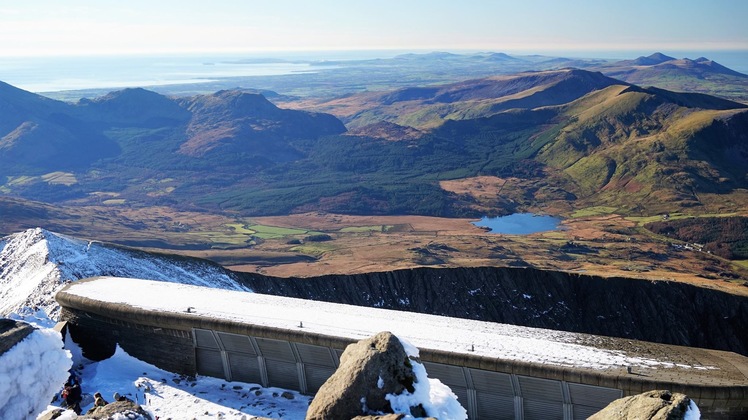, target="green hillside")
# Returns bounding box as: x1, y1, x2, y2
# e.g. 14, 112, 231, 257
535, 85, 748, 213
1, 68, 747, 218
